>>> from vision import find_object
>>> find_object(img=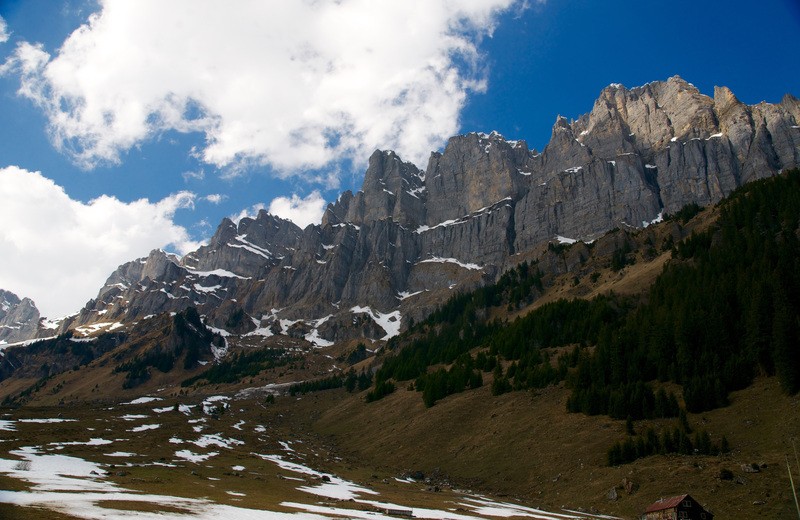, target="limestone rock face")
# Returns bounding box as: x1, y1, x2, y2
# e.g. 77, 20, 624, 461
424, 132, 532, 226
329, 150, 427, 228
183, 212, 303, 276
0, 290, 42, 344
60, 77, 800, 345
